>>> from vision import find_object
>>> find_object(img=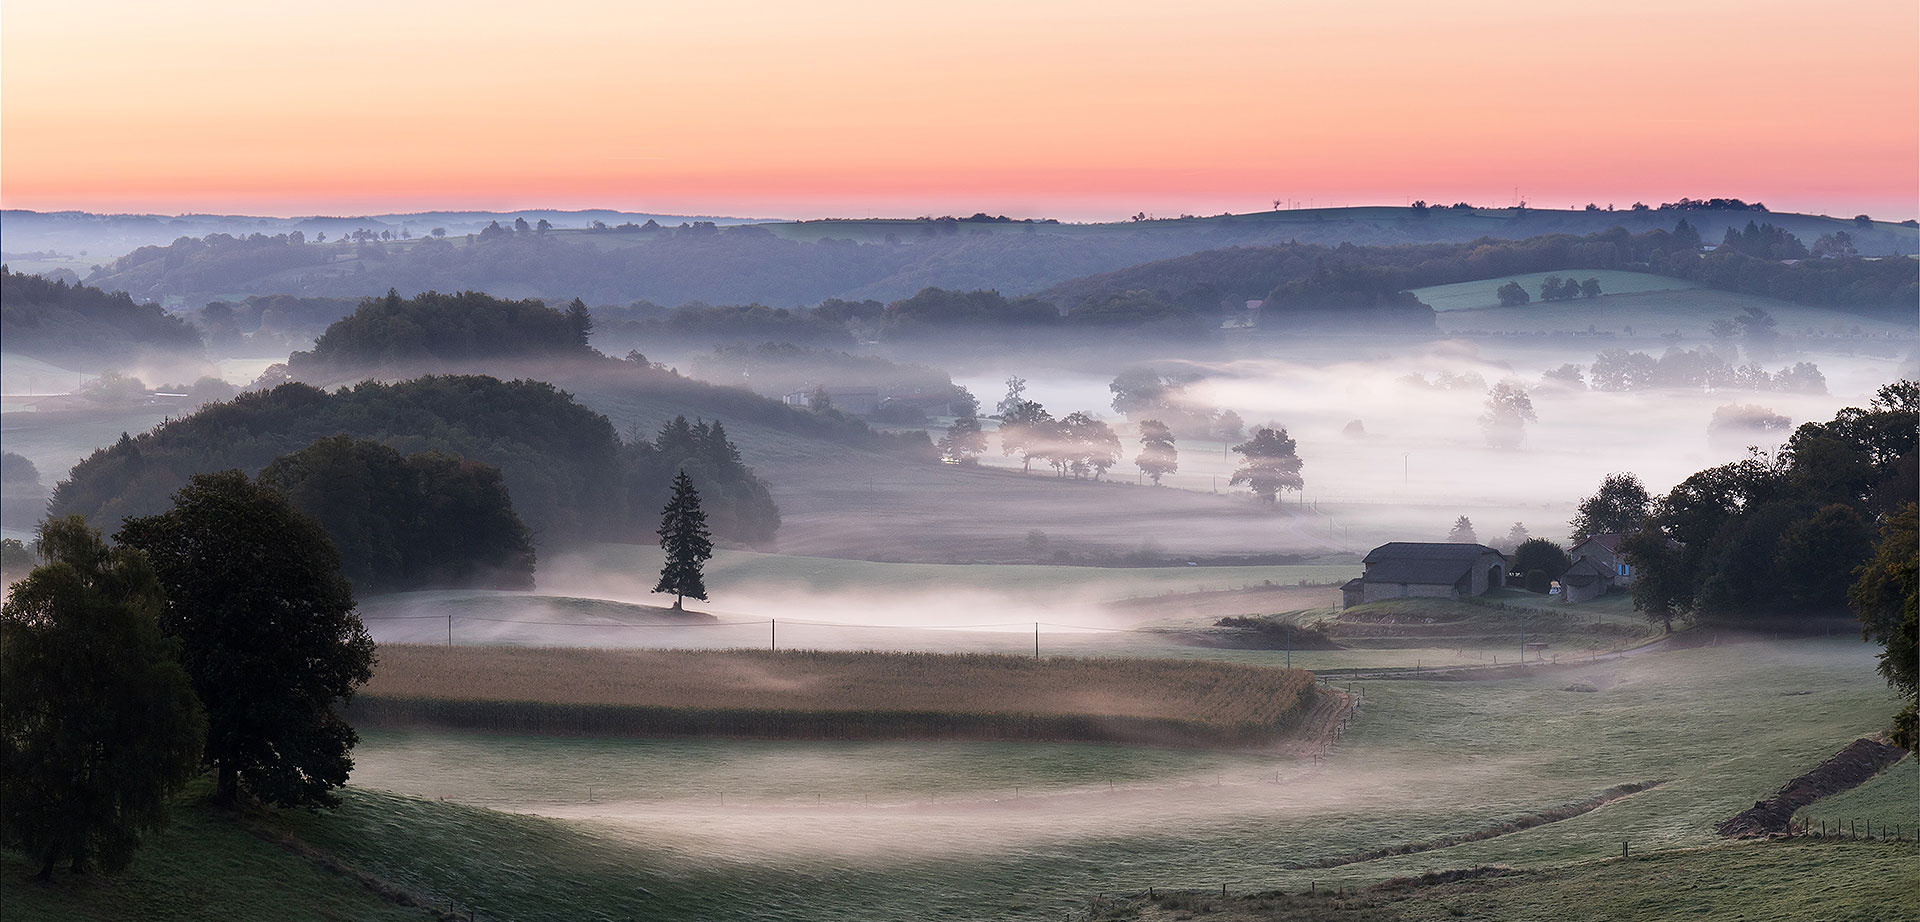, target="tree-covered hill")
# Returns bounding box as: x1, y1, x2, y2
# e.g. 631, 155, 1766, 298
288, 289, 593, 374
0, 266, 203, 367
74, 206, 1917, 309
1037, 225, 1919, 319
48, 375, 781, 549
